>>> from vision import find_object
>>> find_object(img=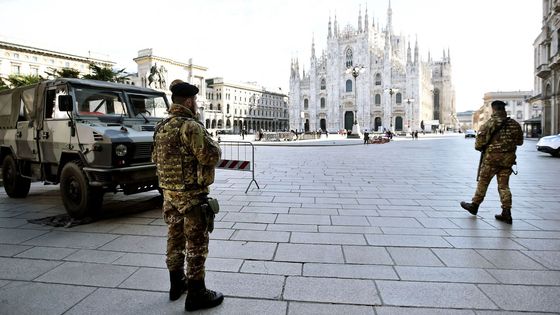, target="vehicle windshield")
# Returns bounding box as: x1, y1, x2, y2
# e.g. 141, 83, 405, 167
73, 88, 168, 120
129, 93, 167, 118
75, 88, 128, 117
